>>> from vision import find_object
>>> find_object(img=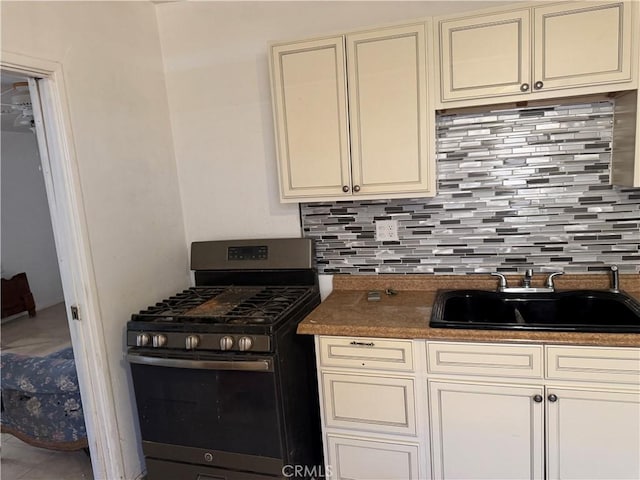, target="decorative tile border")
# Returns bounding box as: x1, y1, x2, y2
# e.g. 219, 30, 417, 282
301, 101, 640, 274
